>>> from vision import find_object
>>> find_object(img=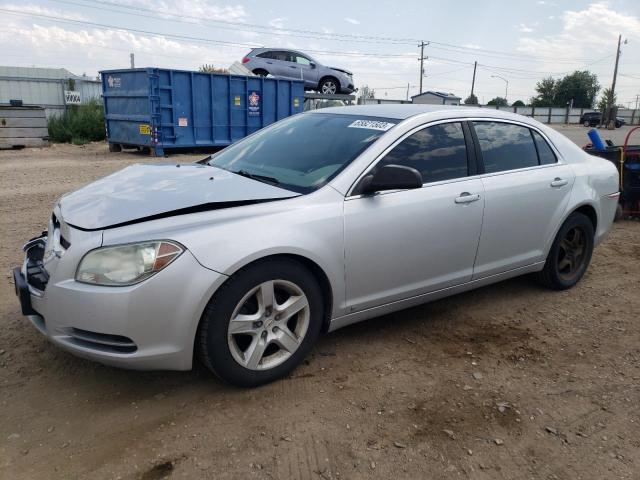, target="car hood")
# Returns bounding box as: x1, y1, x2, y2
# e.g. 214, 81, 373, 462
329, 67, 353, 76
59, 163, 299, 231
